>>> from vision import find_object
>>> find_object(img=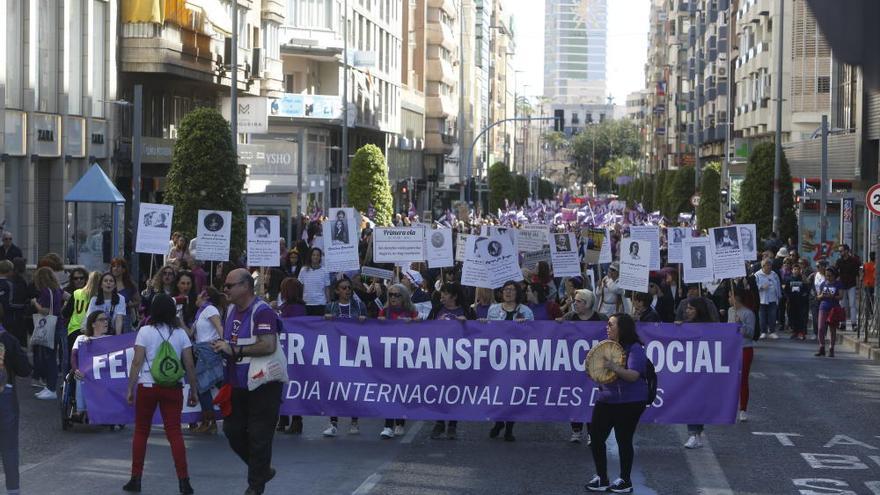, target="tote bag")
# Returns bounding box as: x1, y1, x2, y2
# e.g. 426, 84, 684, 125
32, 290, 58, 349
